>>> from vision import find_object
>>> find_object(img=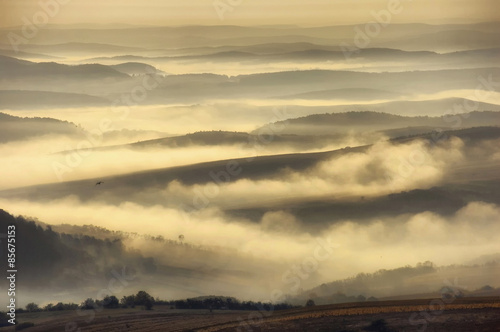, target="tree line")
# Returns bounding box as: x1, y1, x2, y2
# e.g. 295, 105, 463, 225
7, 291, 295, 317
158, 298, 295, 311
